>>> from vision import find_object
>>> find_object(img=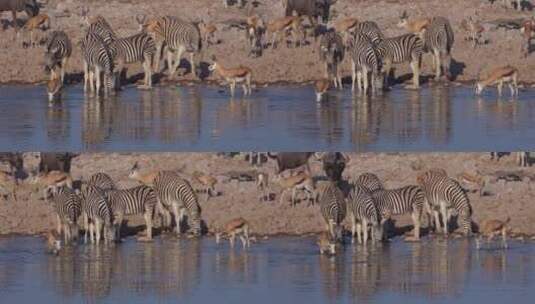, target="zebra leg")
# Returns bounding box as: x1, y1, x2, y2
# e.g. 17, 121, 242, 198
190, 52, 196, 77
240, 235, 247, 249
410, 59, 420, 89
96, 66, 102, 95
440, 202, 449, 235
171, 48, 185, 77
356, 221, 362, 244
433, 209, 441, 233
362, 66, 369, 96
143, 54, 152, 88
56, 215, 62, 235
166, 50, 175, 79
356, 71, 363, 93
434, 49, 441, 80
350, 213, 356, 244
411, 211, 421, 239
351, 60, 356, 92
95, 219, 102, 245
171, 203, 182, 235
363, 219, 369, 246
